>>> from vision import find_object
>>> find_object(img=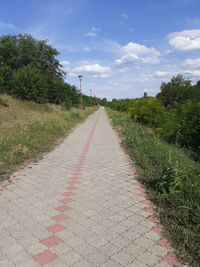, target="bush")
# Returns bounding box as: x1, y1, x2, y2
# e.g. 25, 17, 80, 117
129, 97, 165, 128
175, 102, 200, 158
0, 66, 12, 93
161, 102, 200, 159
11, 66, 48, 103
